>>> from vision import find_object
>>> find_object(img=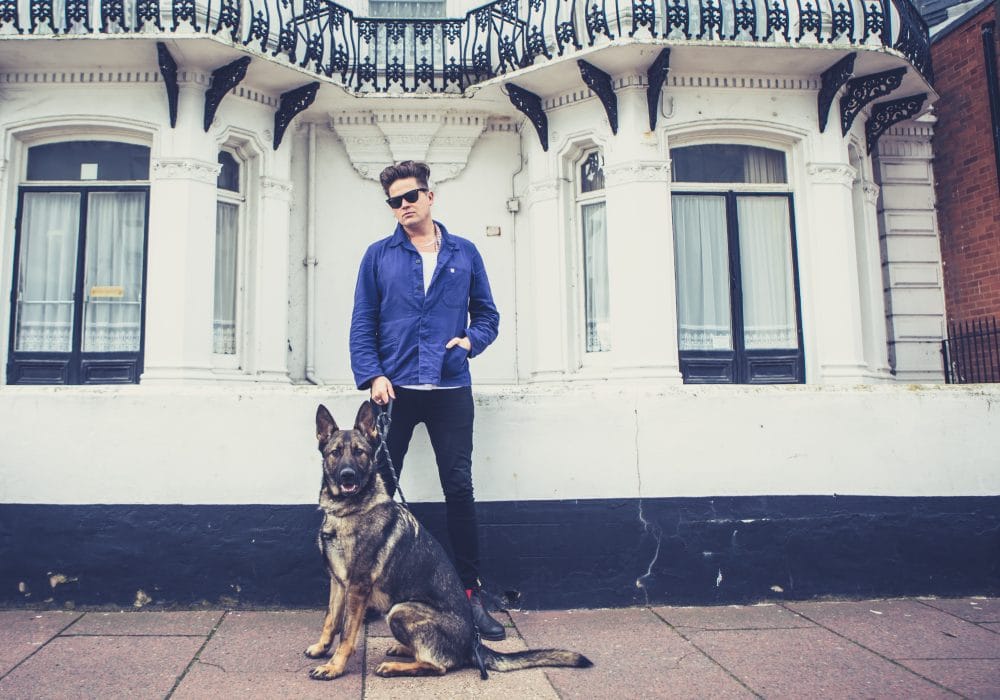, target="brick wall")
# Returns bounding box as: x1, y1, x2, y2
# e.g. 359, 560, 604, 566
933, 4, 1000, 324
